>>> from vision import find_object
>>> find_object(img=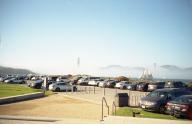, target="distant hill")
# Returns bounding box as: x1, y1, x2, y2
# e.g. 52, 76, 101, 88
0, 66, 36, 76
160, 65, 182, 71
